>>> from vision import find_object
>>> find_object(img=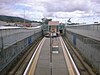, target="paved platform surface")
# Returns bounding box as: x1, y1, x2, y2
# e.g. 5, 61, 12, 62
34, 37, 69, 75
66, 28, 100, 41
